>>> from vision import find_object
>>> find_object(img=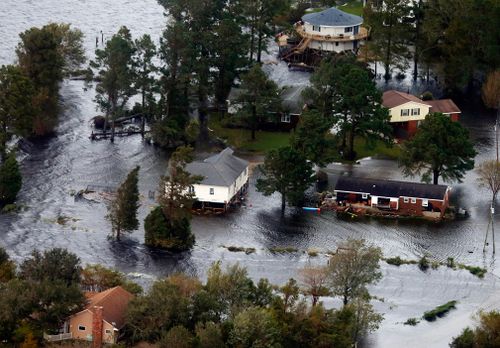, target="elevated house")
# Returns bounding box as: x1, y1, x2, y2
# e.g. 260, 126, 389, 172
382, 90, 461, 138
334, 176, 451, 219
226, 85, 308, 131
45, 286, 134, 346
186, 148, 249, 212
279, 7, 369, 67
